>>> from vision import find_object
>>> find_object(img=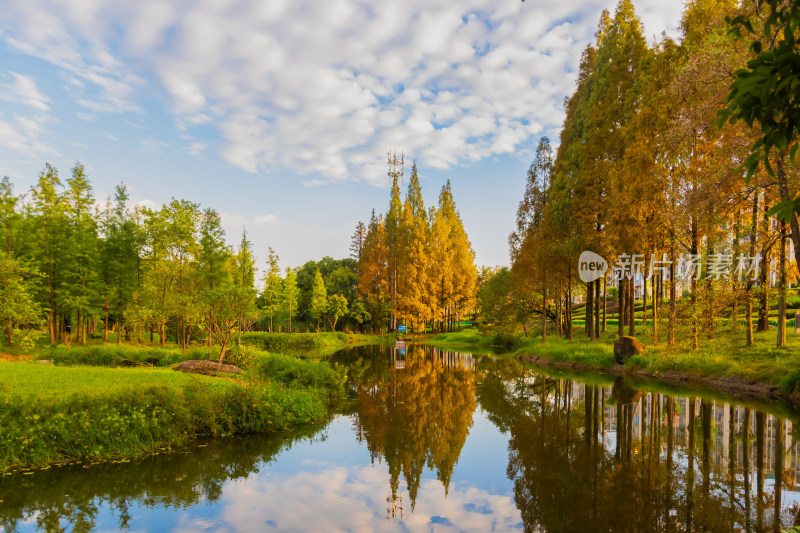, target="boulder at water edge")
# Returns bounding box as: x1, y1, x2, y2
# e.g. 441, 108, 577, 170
613, 336, 644, 365
174, 360, 242, 375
